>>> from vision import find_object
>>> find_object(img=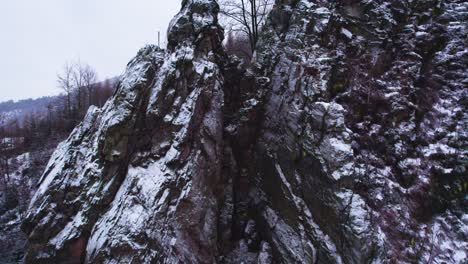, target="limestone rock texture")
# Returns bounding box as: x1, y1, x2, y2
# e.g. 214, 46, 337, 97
22, 0, 467, 263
